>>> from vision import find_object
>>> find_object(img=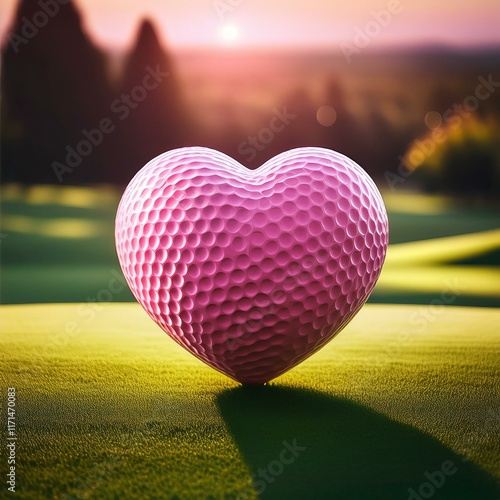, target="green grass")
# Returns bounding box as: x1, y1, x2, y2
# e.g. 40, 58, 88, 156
1, 303, 499, 499
1, 188, 498, 498
1, 185, 499, 306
